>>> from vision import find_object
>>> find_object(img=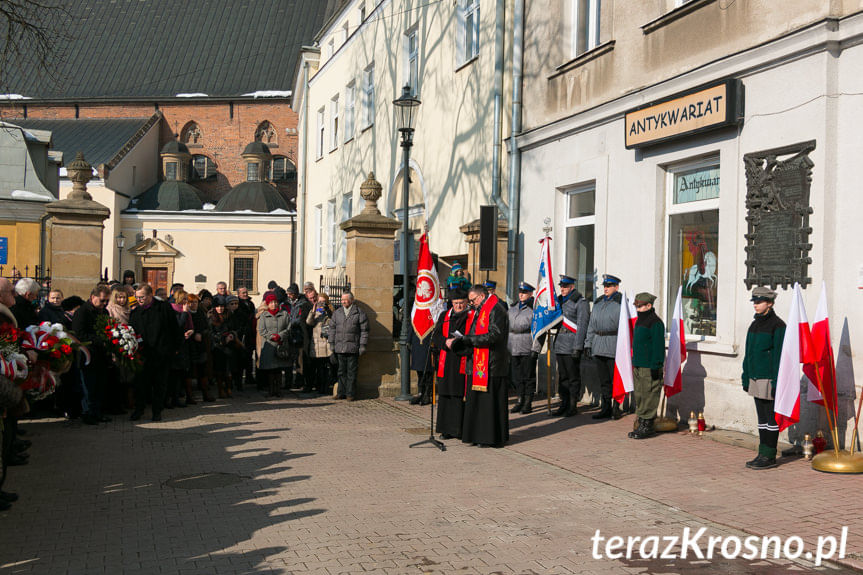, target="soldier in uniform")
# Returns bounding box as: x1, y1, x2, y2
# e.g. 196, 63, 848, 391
585, 274, 623, 420
508, 282, 541, 414
629, 292, 665, 439
484, 280, 508, 310
433, 288, 470, 438
741, 287, 785, 469
553, 275, 590, 416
